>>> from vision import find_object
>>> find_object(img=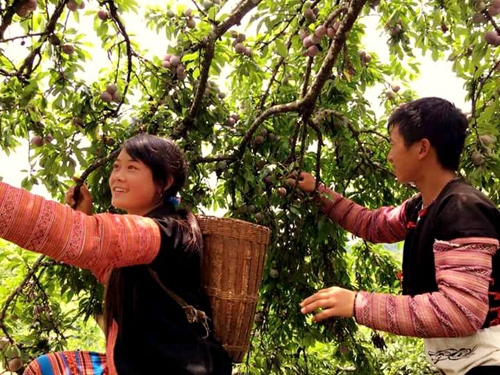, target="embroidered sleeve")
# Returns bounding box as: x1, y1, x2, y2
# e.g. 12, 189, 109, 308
317, 184, 408, 244
354, 238, 498, 337
0, 182, 161, 283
